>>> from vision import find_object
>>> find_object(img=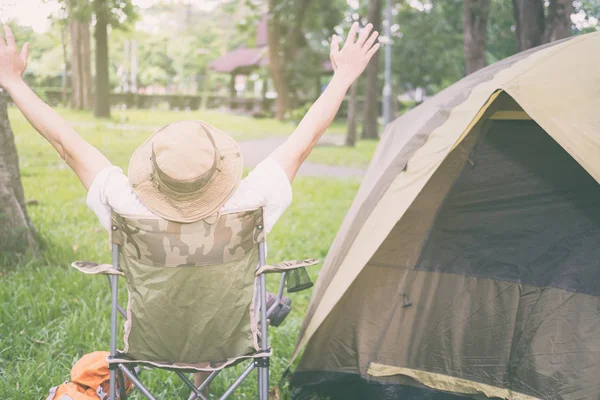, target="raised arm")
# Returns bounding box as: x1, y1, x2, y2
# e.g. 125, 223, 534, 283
270, 22, 380, 182
0, 24, 111, 190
